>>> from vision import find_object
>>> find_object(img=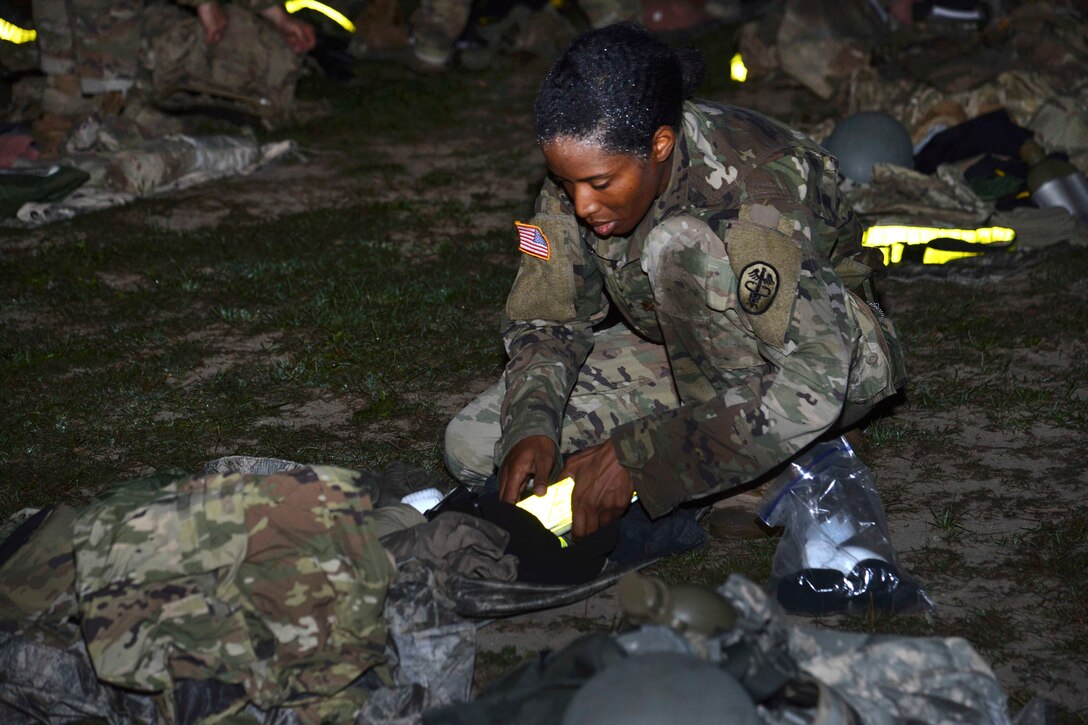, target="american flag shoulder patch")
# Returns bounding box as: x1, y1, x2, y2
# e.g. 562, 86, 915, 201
515, 221, 551, 260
